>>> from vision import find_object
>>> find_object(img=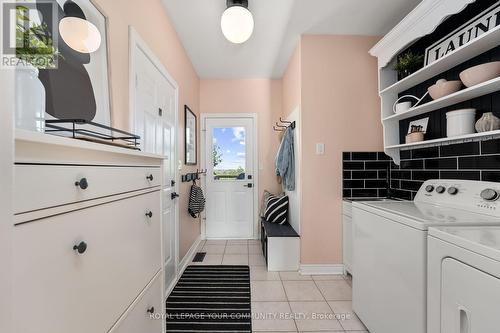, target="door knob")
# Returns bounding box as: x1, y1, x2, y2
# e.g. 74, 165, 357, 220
73, 241, 87, 254
75, 178, 88, 190
146, 174, 154, 181
145, 211, 153, 218
244, 183, 253, 188
171, 192, 179, 200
